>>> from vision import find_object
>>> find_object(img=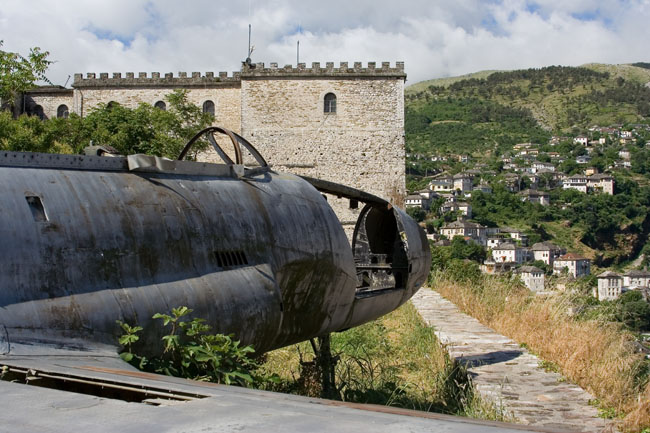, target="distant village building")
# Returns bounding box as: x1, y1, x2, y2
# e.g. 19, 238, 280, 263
519, 189, 550, 206
480, 259, 514, 275
500, 228, 528, 246
486, 234, 509, 249
405, 194, 430, 209
516, 266, 545, 292
440, 220, 487, 245
440, 201, 472, 218
595, 269, 650, 300
576, 155, 592, 164
553, 253, 591, 278
452, 173, 473, 193
492, 242, 529, 264
531, 242, 565, 266
563, 175, 588, 193
574, 136, 589, 146
597, 271, 623, 301
587, 174, 615, 195
429, 175, 453, 193
473, 183, 492, 194
623, 270, 650, 289
532, 162, 555, 173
